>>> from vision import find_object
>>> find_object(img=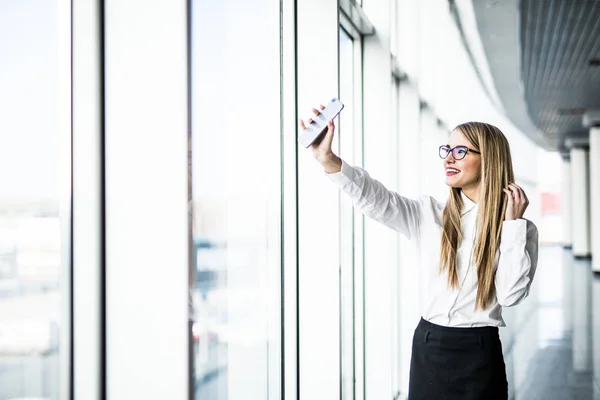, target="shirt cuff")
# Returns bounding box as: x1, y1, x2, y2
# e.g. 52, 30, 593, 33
500, 219, 527, 249
325, 159, 355, 187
